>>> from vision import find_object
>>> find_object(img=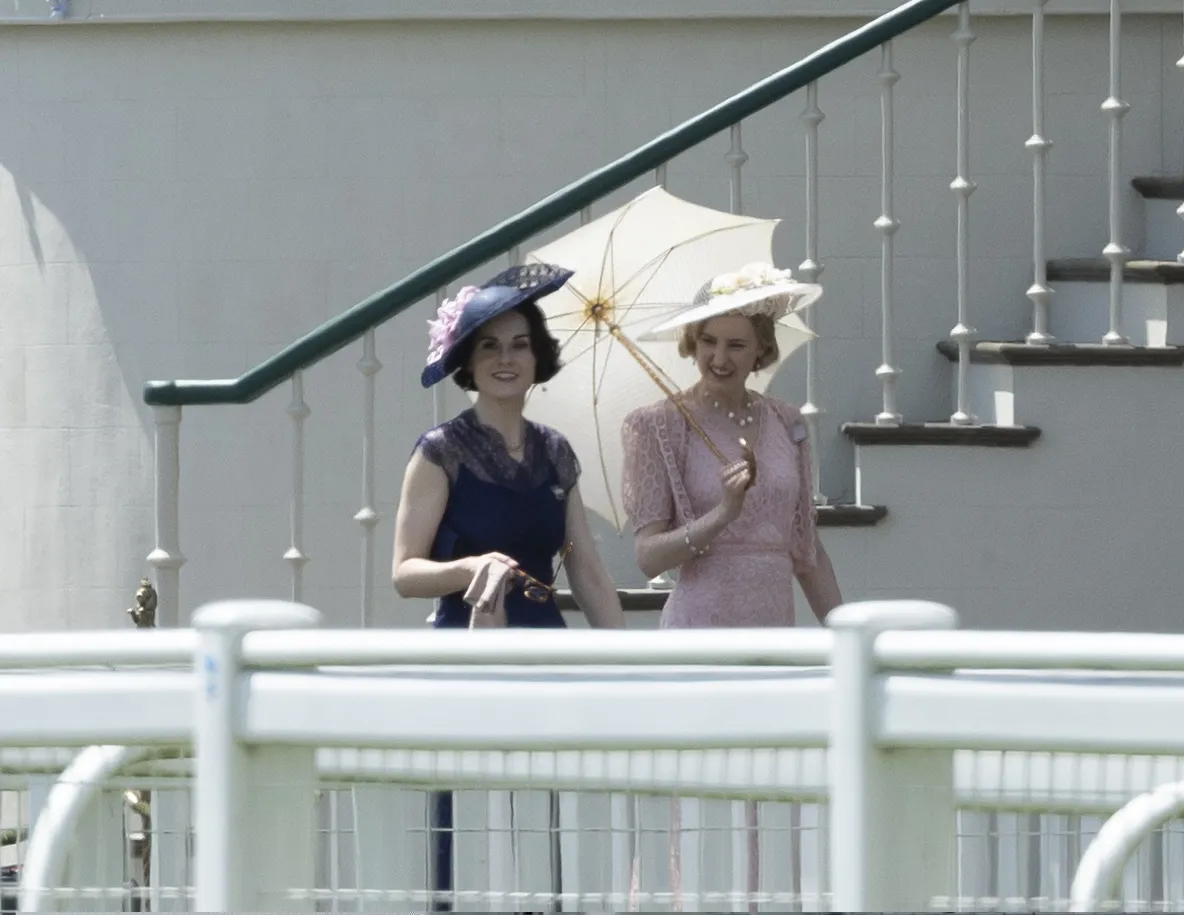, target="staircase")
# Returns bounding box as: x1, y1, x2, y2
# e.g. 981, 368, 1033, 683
125, 0, 1184, 633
